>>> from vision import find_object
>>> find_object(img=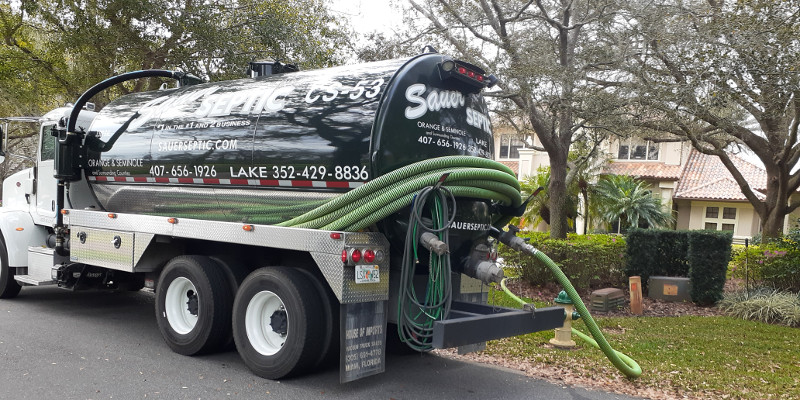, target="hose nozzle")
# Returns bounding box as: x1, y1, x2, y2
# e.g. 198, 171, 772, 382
464, 260, 504, 284
420, 232, 449, 255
